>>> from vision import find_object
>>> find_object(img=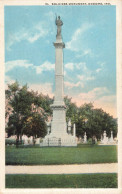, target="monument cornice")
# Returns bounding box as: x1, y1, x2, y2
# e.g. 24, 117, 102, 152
51, 104, 66, 110
55, 74, 64, 76
53, 42, 65, 48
